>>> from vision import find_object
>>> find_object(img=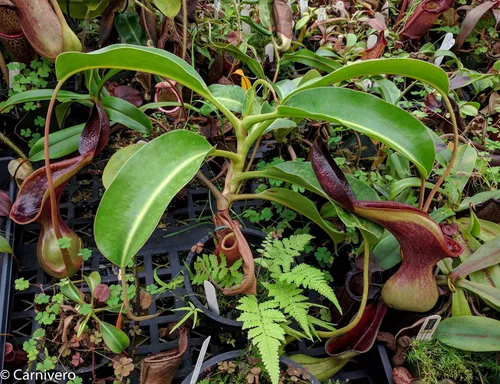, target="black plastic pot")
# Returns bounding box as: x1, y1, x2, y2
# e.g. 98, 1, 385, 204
184, 228, 267, 330
181, 349, 321, 384
0, 157, 16, 378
